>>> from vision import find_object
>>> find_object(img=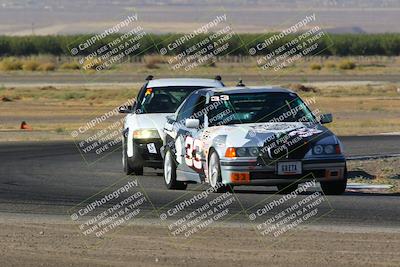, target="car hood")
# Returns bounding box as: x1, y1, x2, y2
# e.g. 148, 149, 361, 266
206, 122, 334, 148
